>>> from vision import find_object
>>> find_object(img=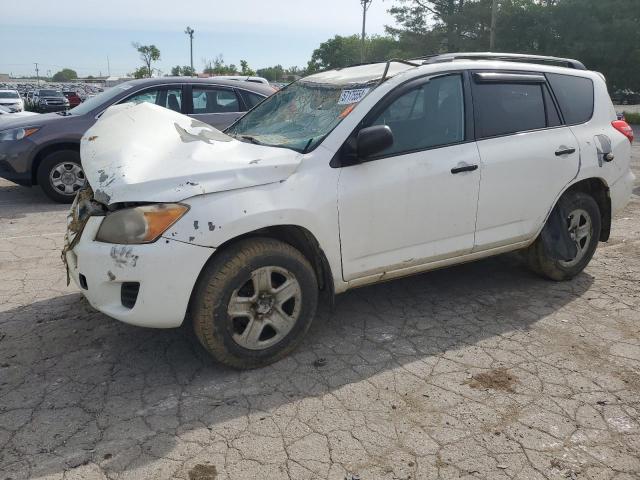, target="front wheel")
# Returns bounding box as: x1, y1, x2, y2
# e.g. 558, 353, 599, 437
526, 191, 601, 281
36, 150, 86, 203
192, 238, 319, 369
